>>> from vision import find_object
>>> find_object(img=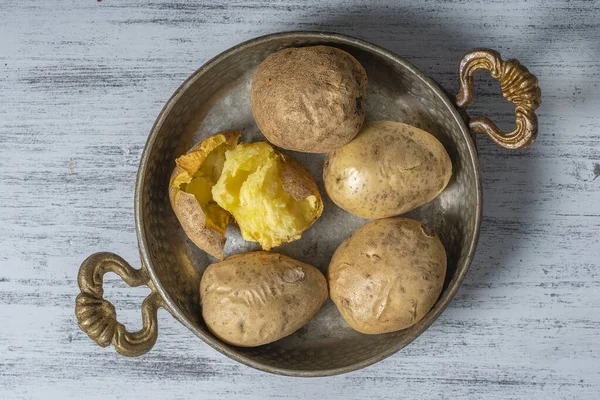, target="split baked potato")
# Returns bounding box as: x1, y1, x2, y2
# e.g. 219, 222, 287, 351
169, 131, 323, 259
